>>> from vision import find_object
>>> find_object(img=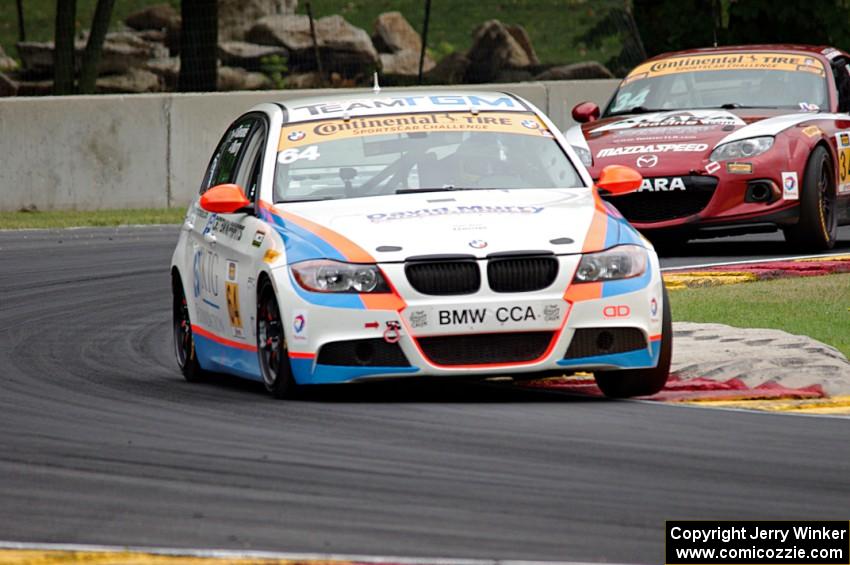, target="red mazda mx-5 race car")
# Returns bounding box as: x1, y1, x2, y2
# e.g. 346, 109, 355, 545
565, 44, 850, 250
